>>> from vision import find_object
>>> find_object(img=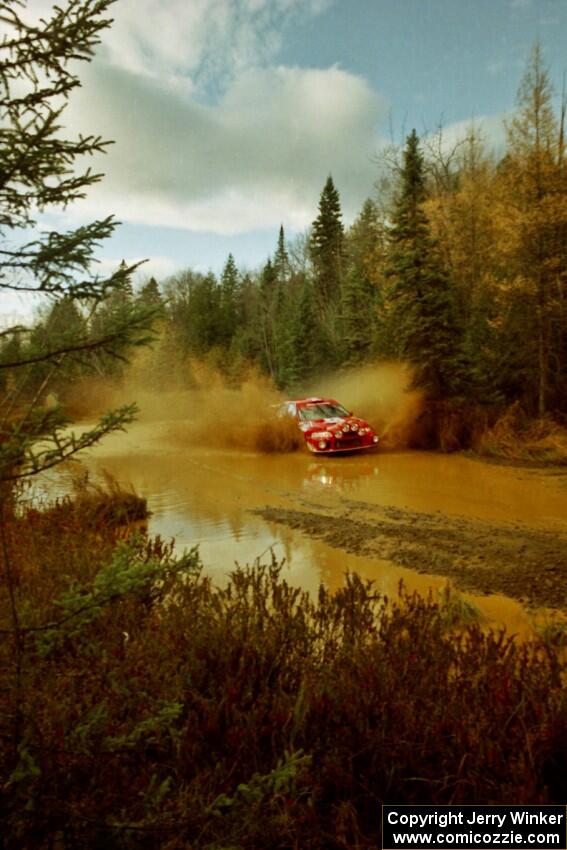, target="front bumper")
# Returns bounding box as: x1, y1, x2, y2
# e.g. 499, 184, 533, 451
306, 437, 379, 454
